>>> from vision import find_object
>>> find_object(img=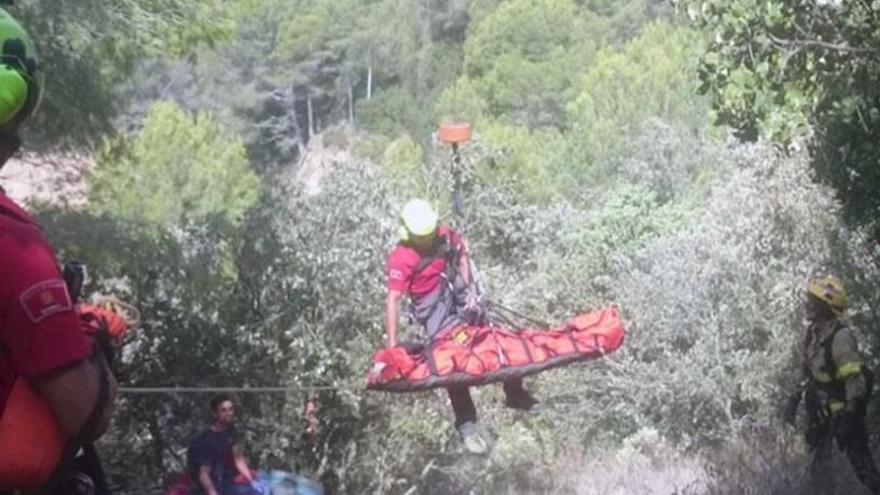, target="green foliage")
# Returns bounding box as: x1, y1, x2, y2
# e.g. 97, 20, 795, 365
355, 86, 434, 141
38, 202, 328, 486
617, 119, 729, 203
568, 22, 709, 173
676, 0, 827, 142
463, 0, 590, 77
18, 0, 880, 492
11, 0, 234, 150
468, 119, 560, 198
581, 0, 673, 45
462, 0, 600, 128
382, 134, 426, 190
89, 101, 261, 227
272, 0, 462, 140
435, 77, 488, 124
610, 143, 860, 444
352, 134, 392, 163
274, 0, 362, 63
678, 0, 880, 236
